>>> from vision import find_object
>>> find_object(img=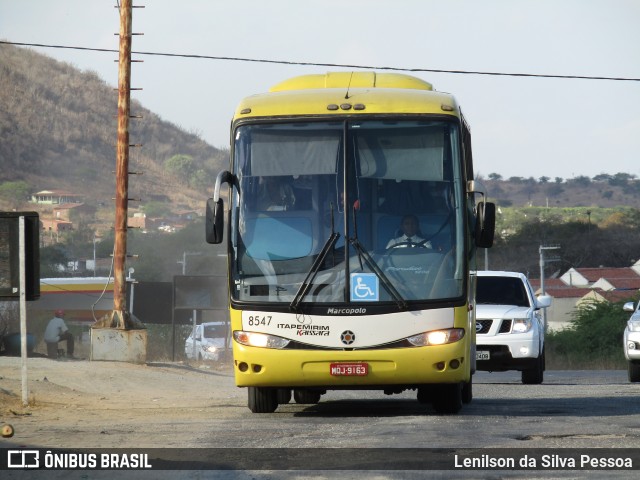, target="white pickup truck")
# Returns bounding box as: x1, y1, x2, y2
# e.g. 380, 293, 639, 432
475, 271, 552, 384
622, 300, 640, 382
